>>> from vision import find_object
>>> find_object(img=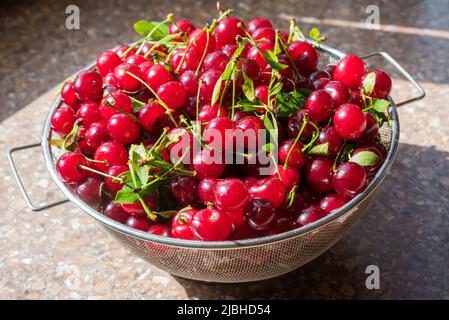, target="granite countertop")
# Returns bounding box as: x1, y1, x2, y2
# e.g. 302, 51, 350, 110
0, 0, 448, 299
